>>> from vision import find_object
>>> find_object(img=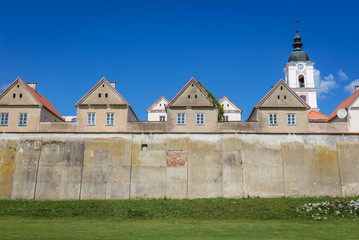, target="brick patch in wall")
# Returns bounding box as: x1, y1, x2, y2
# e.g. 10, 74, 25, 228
166, 150, 188, 167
